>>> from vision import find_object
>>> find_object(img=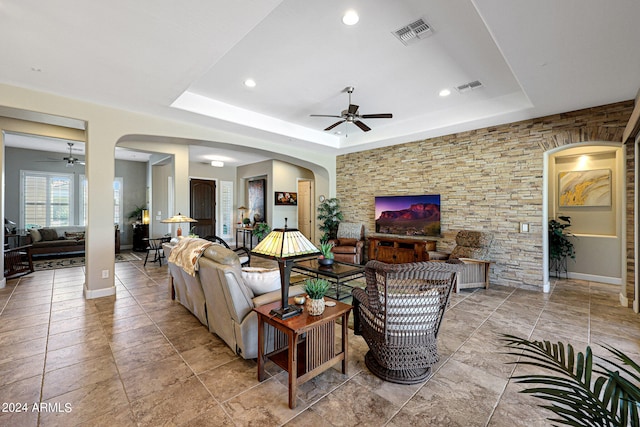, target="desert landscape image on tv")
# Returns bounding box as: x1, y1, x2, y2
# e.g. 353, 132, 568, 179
375, 194, 441, 236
